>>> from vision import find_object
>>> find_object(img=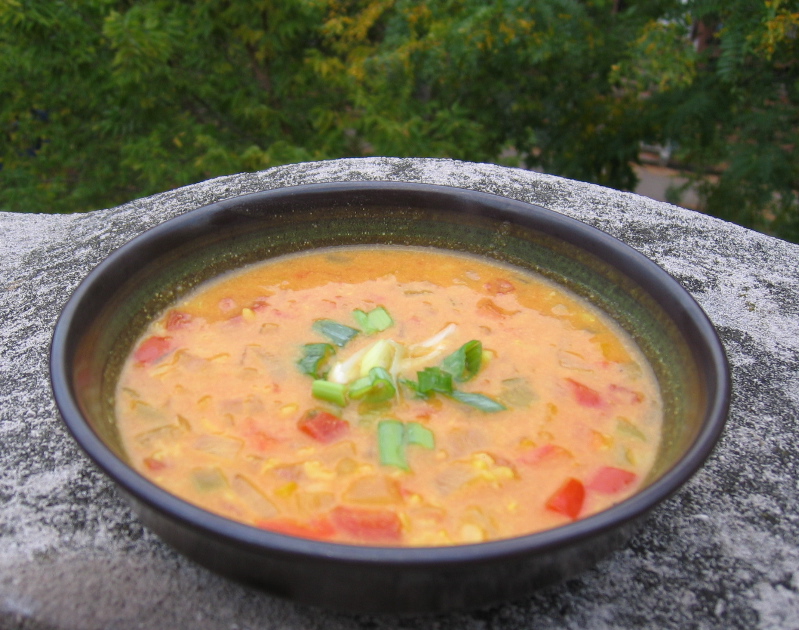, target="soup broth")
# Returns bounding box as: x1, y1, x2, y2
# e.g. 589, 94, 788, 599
116, 246, 662, 546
